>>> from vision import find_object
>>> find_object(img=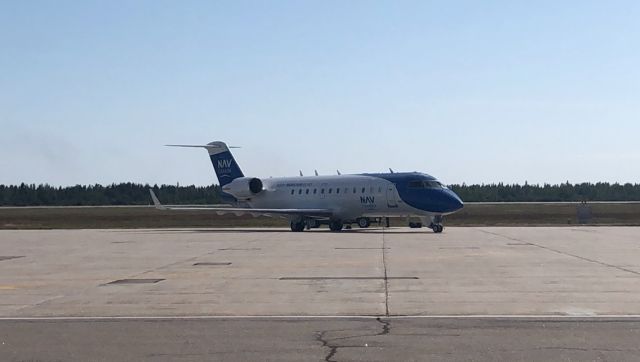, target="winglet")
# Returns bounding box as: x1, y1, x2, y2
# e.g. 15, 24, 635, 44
336, 170, 341, 175
149, 189, 166, 210
314, 170, 319, 176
